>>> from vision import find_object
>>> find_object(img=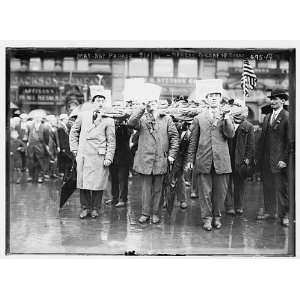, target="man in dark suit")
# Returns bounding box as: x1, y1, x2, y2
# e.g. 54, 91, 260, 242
257, 89, 290, 227
225, 103, 255, 215
57, 114, 73, 178
106, 120, 133, 207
